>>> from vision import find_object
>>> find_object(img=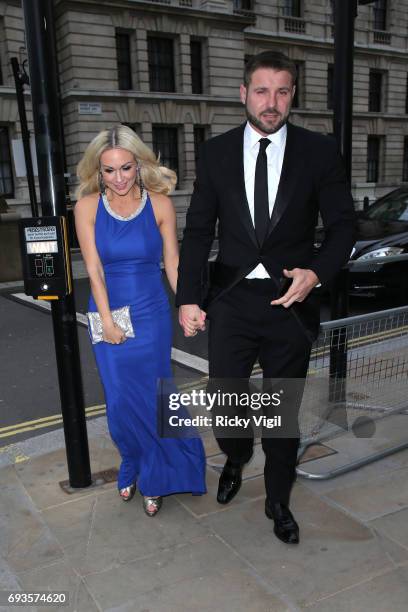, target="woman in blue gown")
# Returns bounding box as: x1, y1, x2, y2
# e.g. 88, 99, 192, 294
75, 125, 206, 516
